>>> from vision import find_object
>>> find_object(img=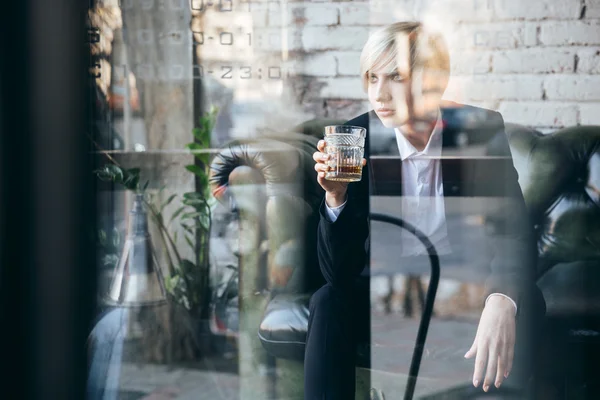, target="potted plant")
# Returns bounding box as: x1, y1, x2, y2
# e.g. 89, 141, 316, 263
93, 106, 218, 360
